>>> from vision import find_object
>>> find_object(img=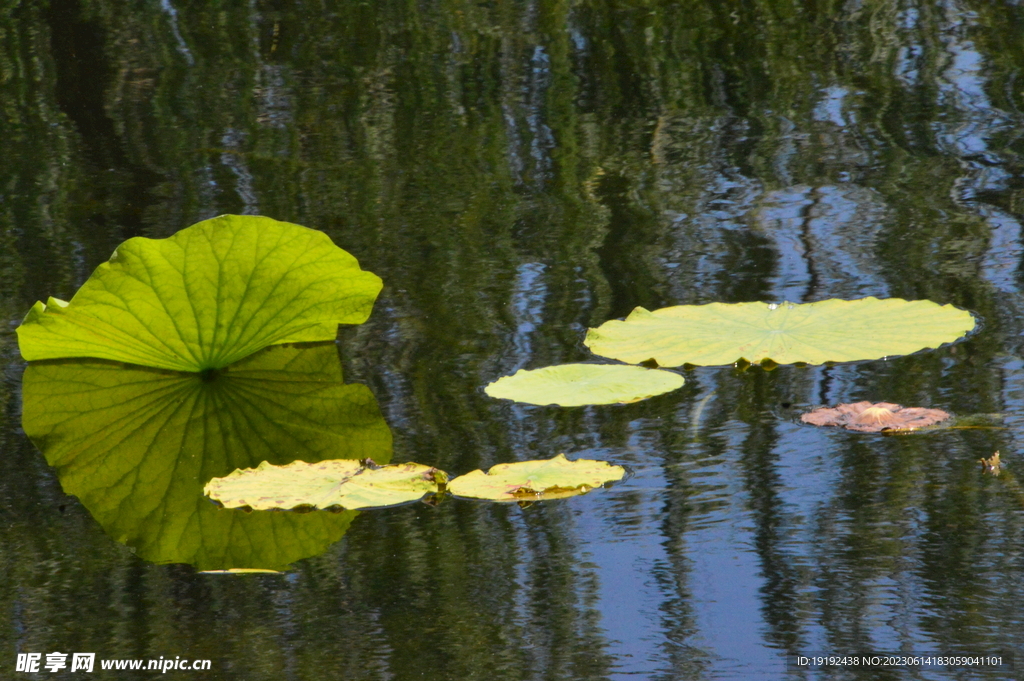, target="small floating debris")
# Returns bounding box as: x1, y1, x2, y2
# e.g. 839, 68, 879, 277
800, 401, 952, 433
979, 451, 1001, 475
